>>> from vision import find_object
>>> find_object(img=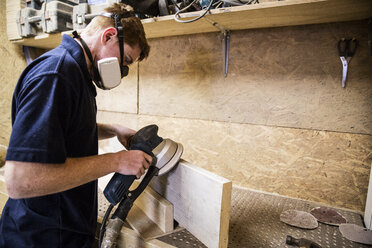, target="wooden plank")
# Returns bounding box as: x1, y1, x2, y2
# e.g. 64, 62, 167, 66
97, 216, 176, 248
143, 0, 372, 38
364, 163, 372, 229
11, 31, 70, 50
116, 226, 176, 248
126, 205, 169, 241
150, 160, 232, 248
7, 0, 372, 48
131, 180, 174, 234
